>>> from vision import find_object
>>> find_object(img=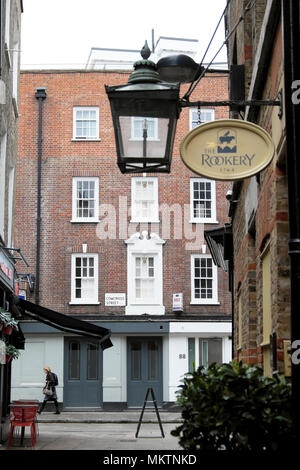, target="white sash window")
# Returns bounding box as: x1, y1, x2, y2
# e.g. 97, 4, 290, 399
190, 108, 215, 129
71, 177, 99, 222
125, 232, 165, 315
71, 254, 99, 304
190, 178, 217, 223
135, 256, 155, 300
73, 107, 99, 140
191, 254, 218, 304
131, 177, 159, 223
